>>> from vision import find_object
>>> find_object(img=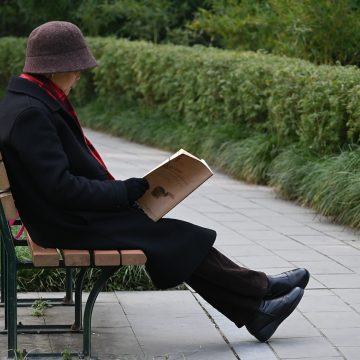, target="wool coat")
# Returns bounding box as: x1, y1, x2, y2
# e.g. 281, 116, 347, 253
0, 76, 216, 289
